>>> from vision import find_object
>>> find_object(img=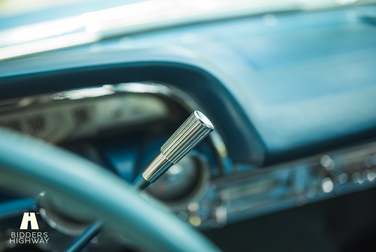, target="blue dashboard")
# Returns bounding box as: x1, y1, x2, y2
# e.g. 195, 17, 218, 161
1, 5, 376, 166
